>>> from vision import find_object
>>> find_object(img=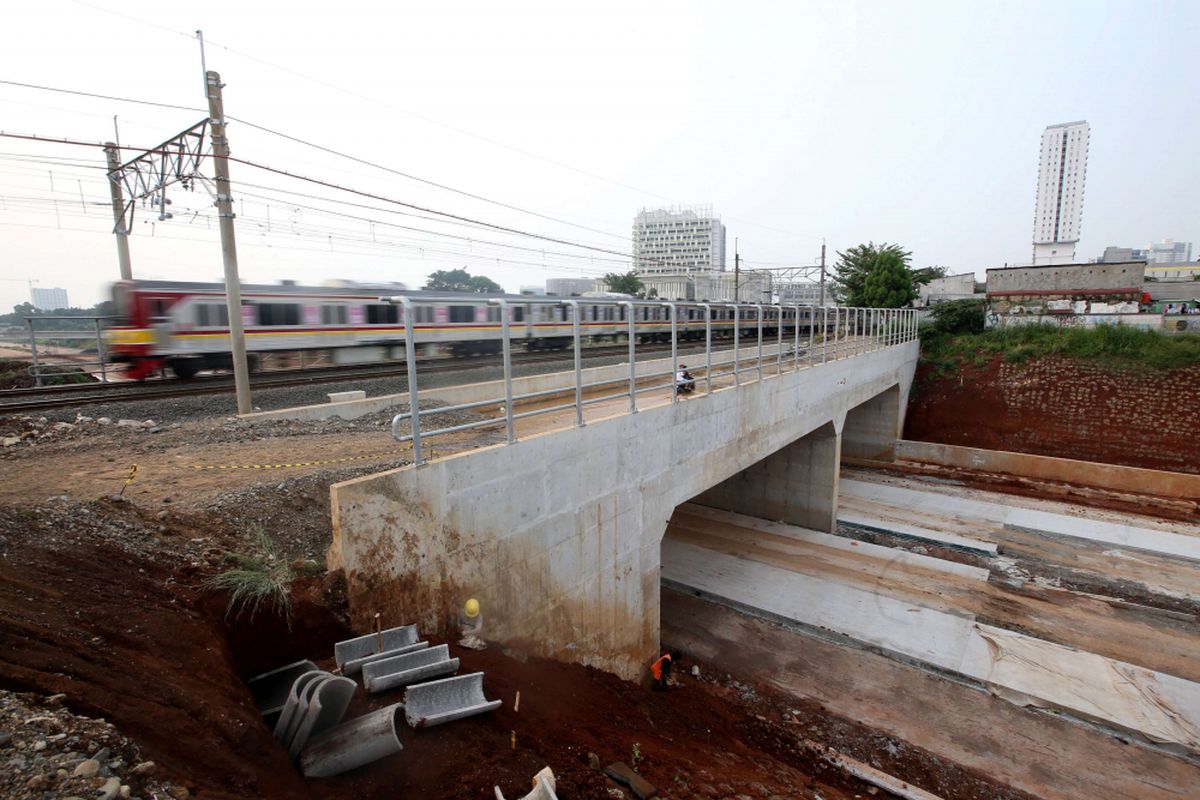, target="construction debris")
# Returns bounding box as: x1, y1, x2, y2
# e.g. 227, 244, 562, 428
299, 703, 404, 778
334, 624, 421, 675
404, 672, 502, 728
246, 660, 317, 728
603, 761, 657, 799
362, 643, 460, 693
494, 766, 558, 800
